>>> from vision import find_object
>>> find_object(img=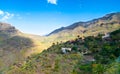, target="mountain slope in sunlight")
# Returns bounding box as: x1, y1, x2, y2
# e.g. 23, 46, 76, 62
47, 12, 120, 42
